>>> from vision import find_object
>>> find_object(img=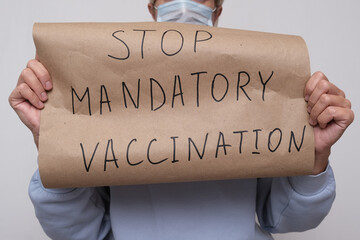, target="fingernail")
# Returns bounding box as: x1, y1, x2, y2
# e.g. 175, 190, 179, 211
307, 106, 311, 113
305, 95, 309, 101
309, 118, 316, 125
38, 101, 44, 108
45, 81, 52, 90
41, 92, 47, 101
